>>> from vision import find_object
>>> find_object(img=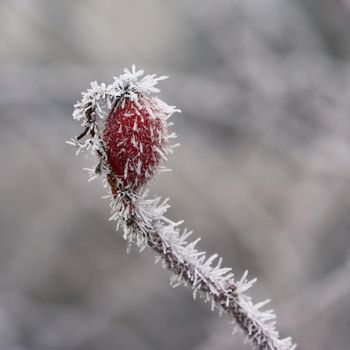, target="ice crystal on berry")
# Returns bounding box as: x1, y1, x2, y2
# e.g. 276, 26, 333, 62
104, 97, 167, 190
